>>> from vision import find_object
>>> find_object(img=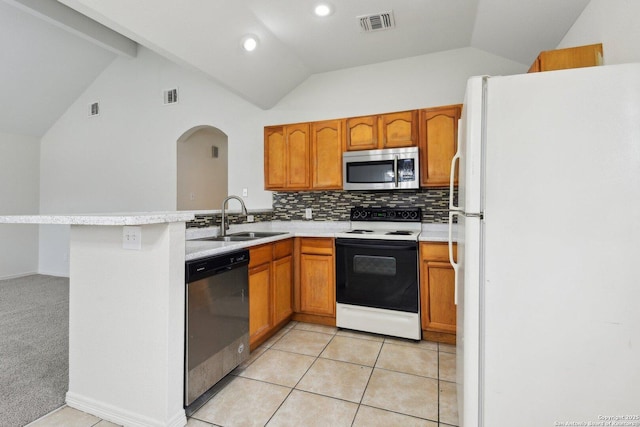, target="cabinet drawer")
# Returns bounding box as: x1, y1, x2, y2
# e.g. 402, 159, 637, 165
250, 244, 273, 268
273, 239, 293, 260
420, 242, 457, 263
300, 238, 334, 255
